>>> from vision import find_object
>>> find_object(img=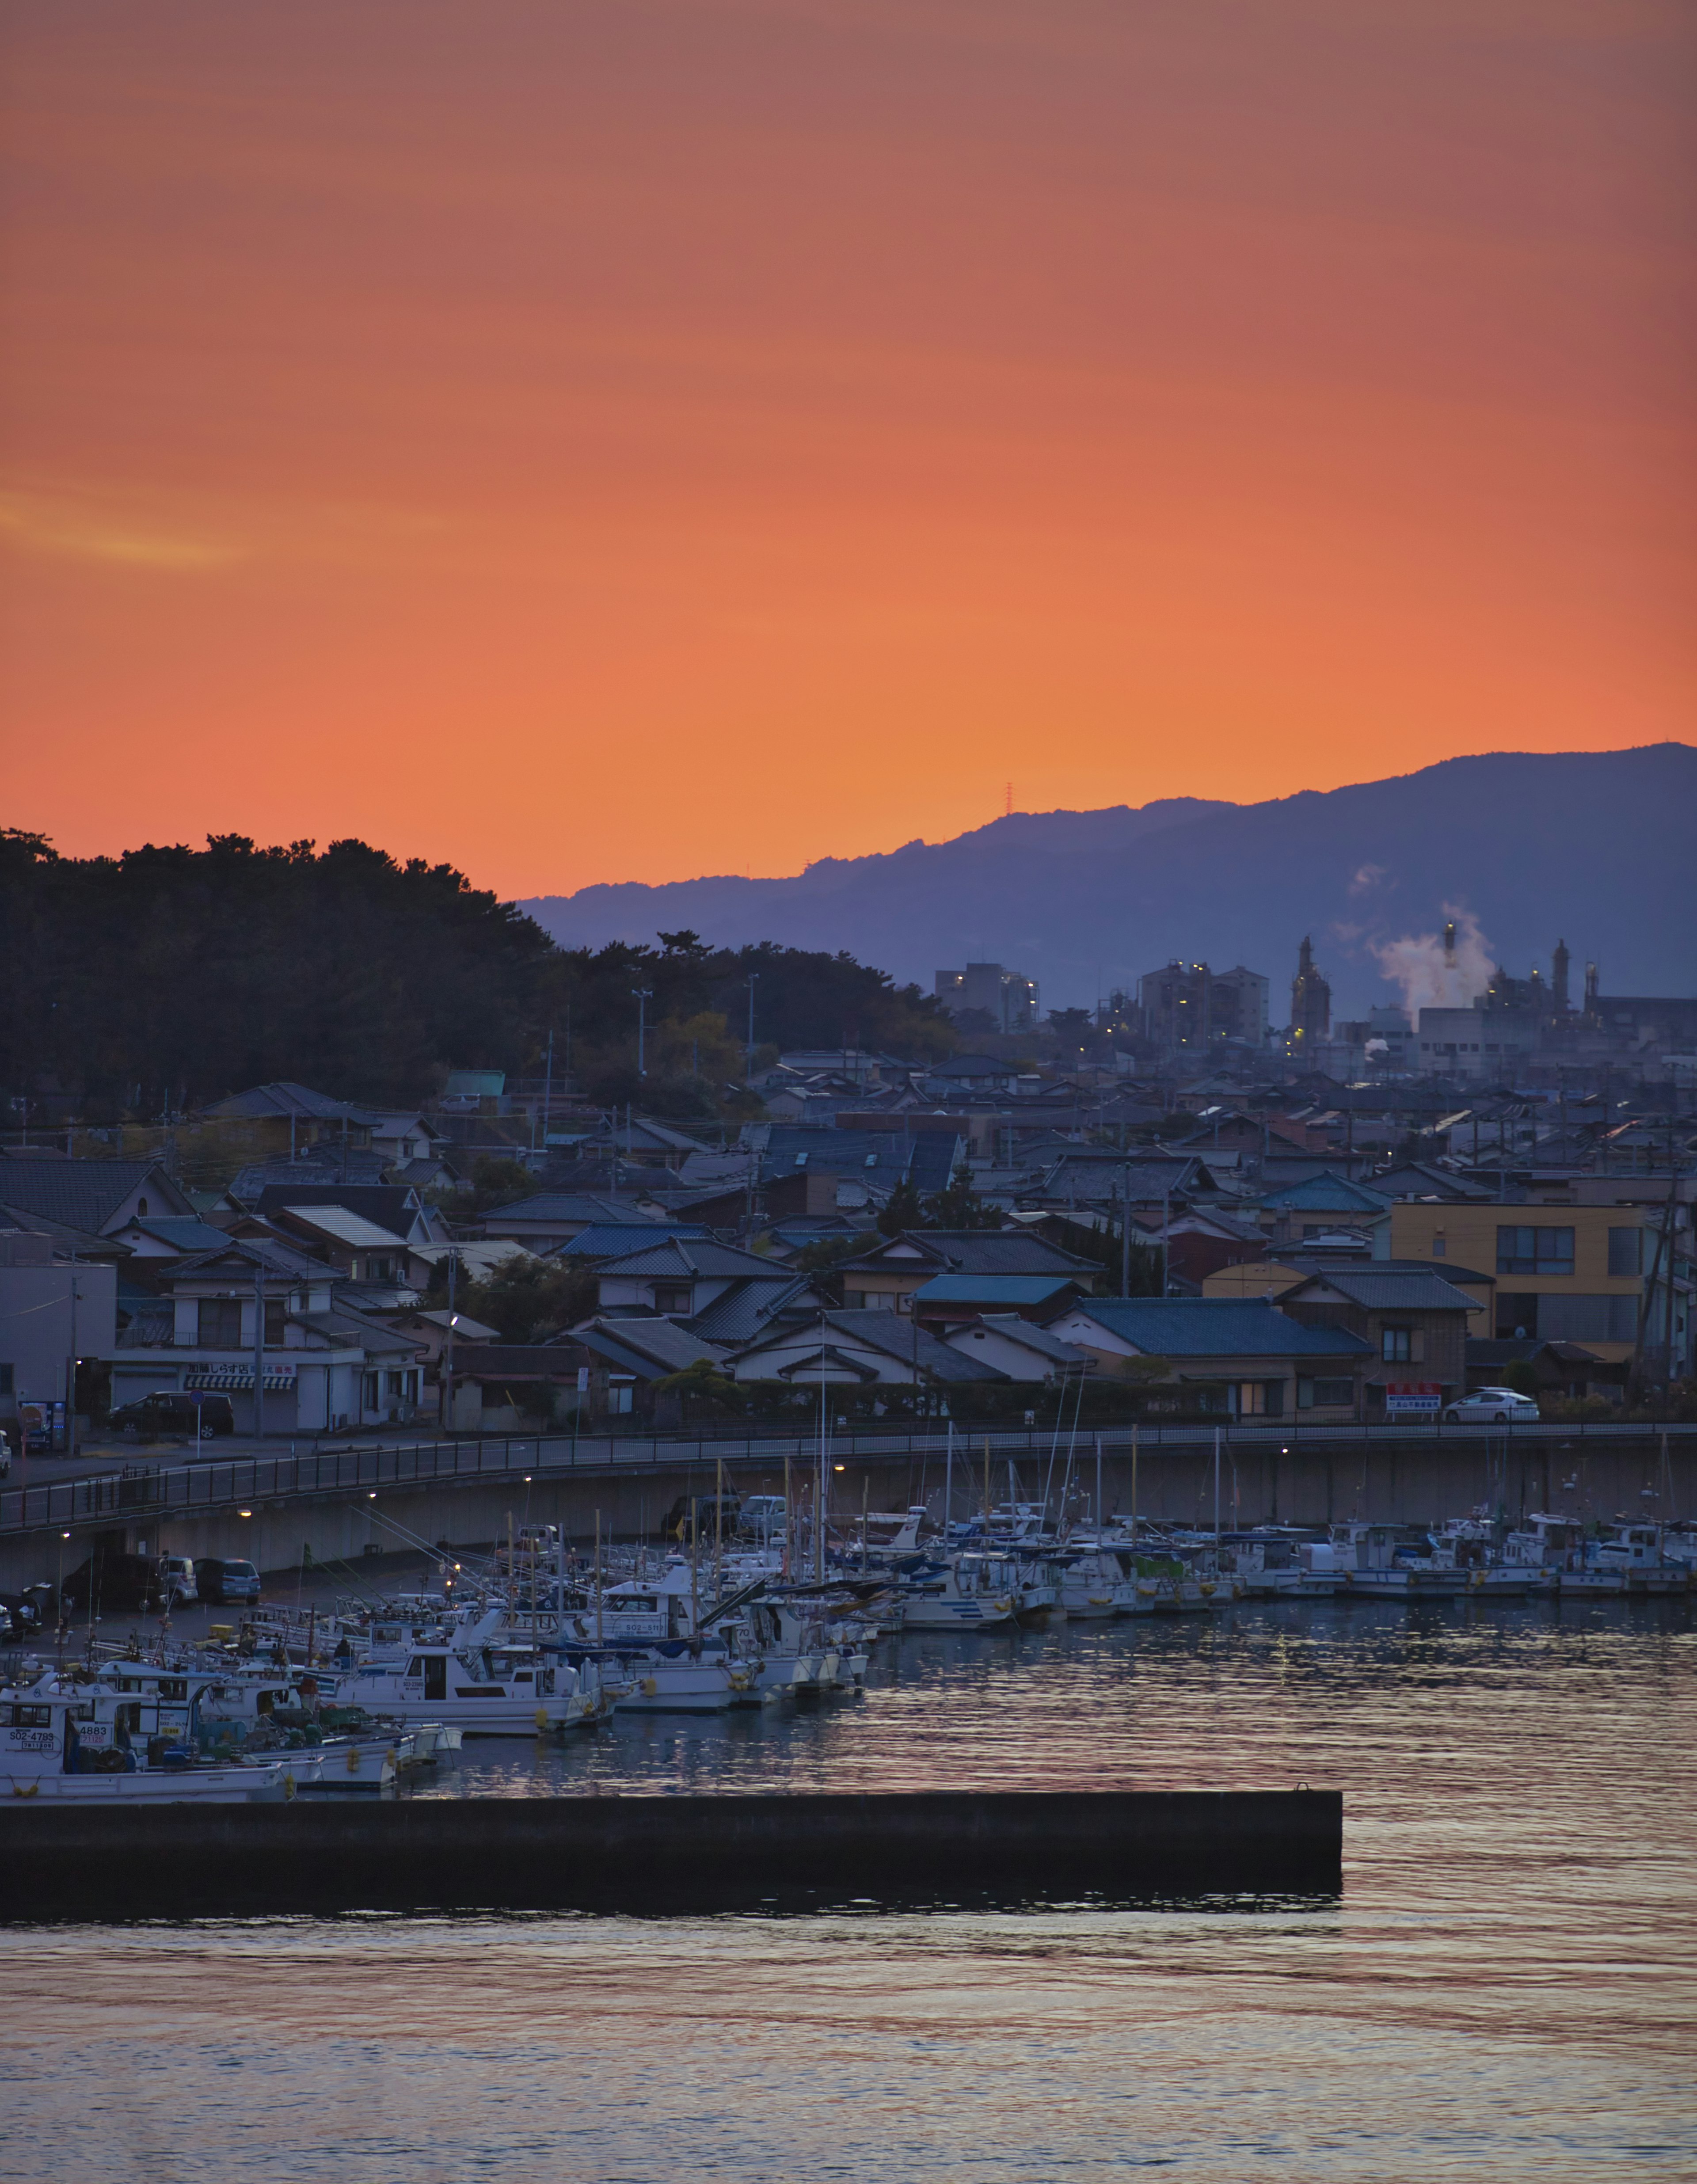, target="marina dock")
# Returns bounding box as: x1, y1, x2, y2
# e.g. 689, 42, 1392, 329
0, 1788, 1341, 1917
